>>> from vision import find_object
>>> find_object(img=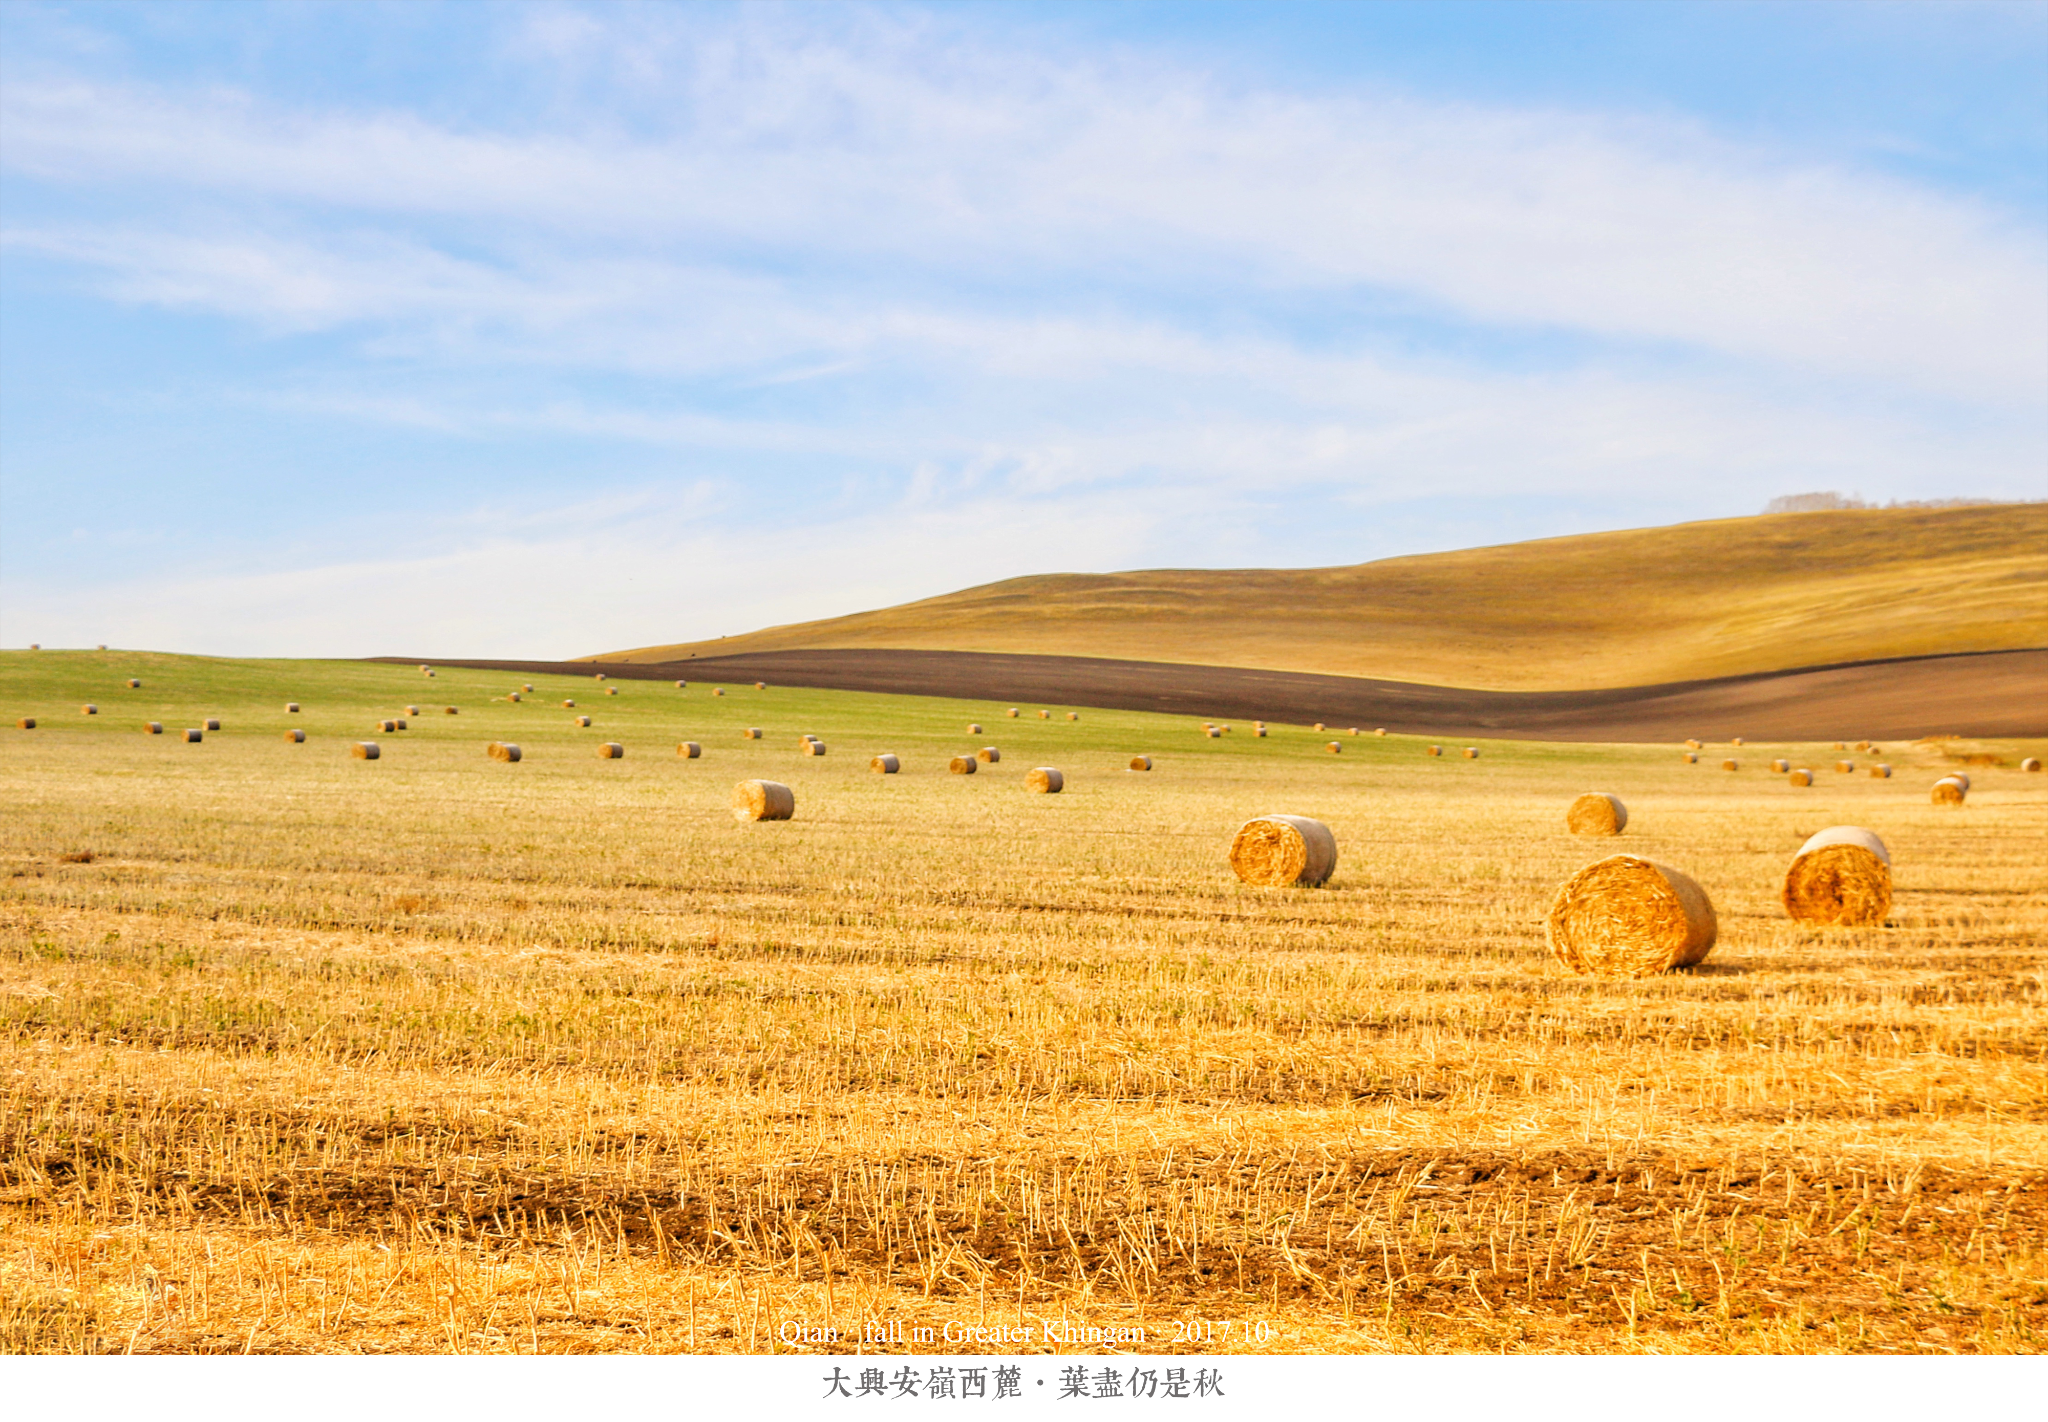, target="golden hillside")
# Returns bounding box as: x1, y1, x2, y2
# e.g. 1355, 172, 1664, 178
597, 505, 2048, 691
